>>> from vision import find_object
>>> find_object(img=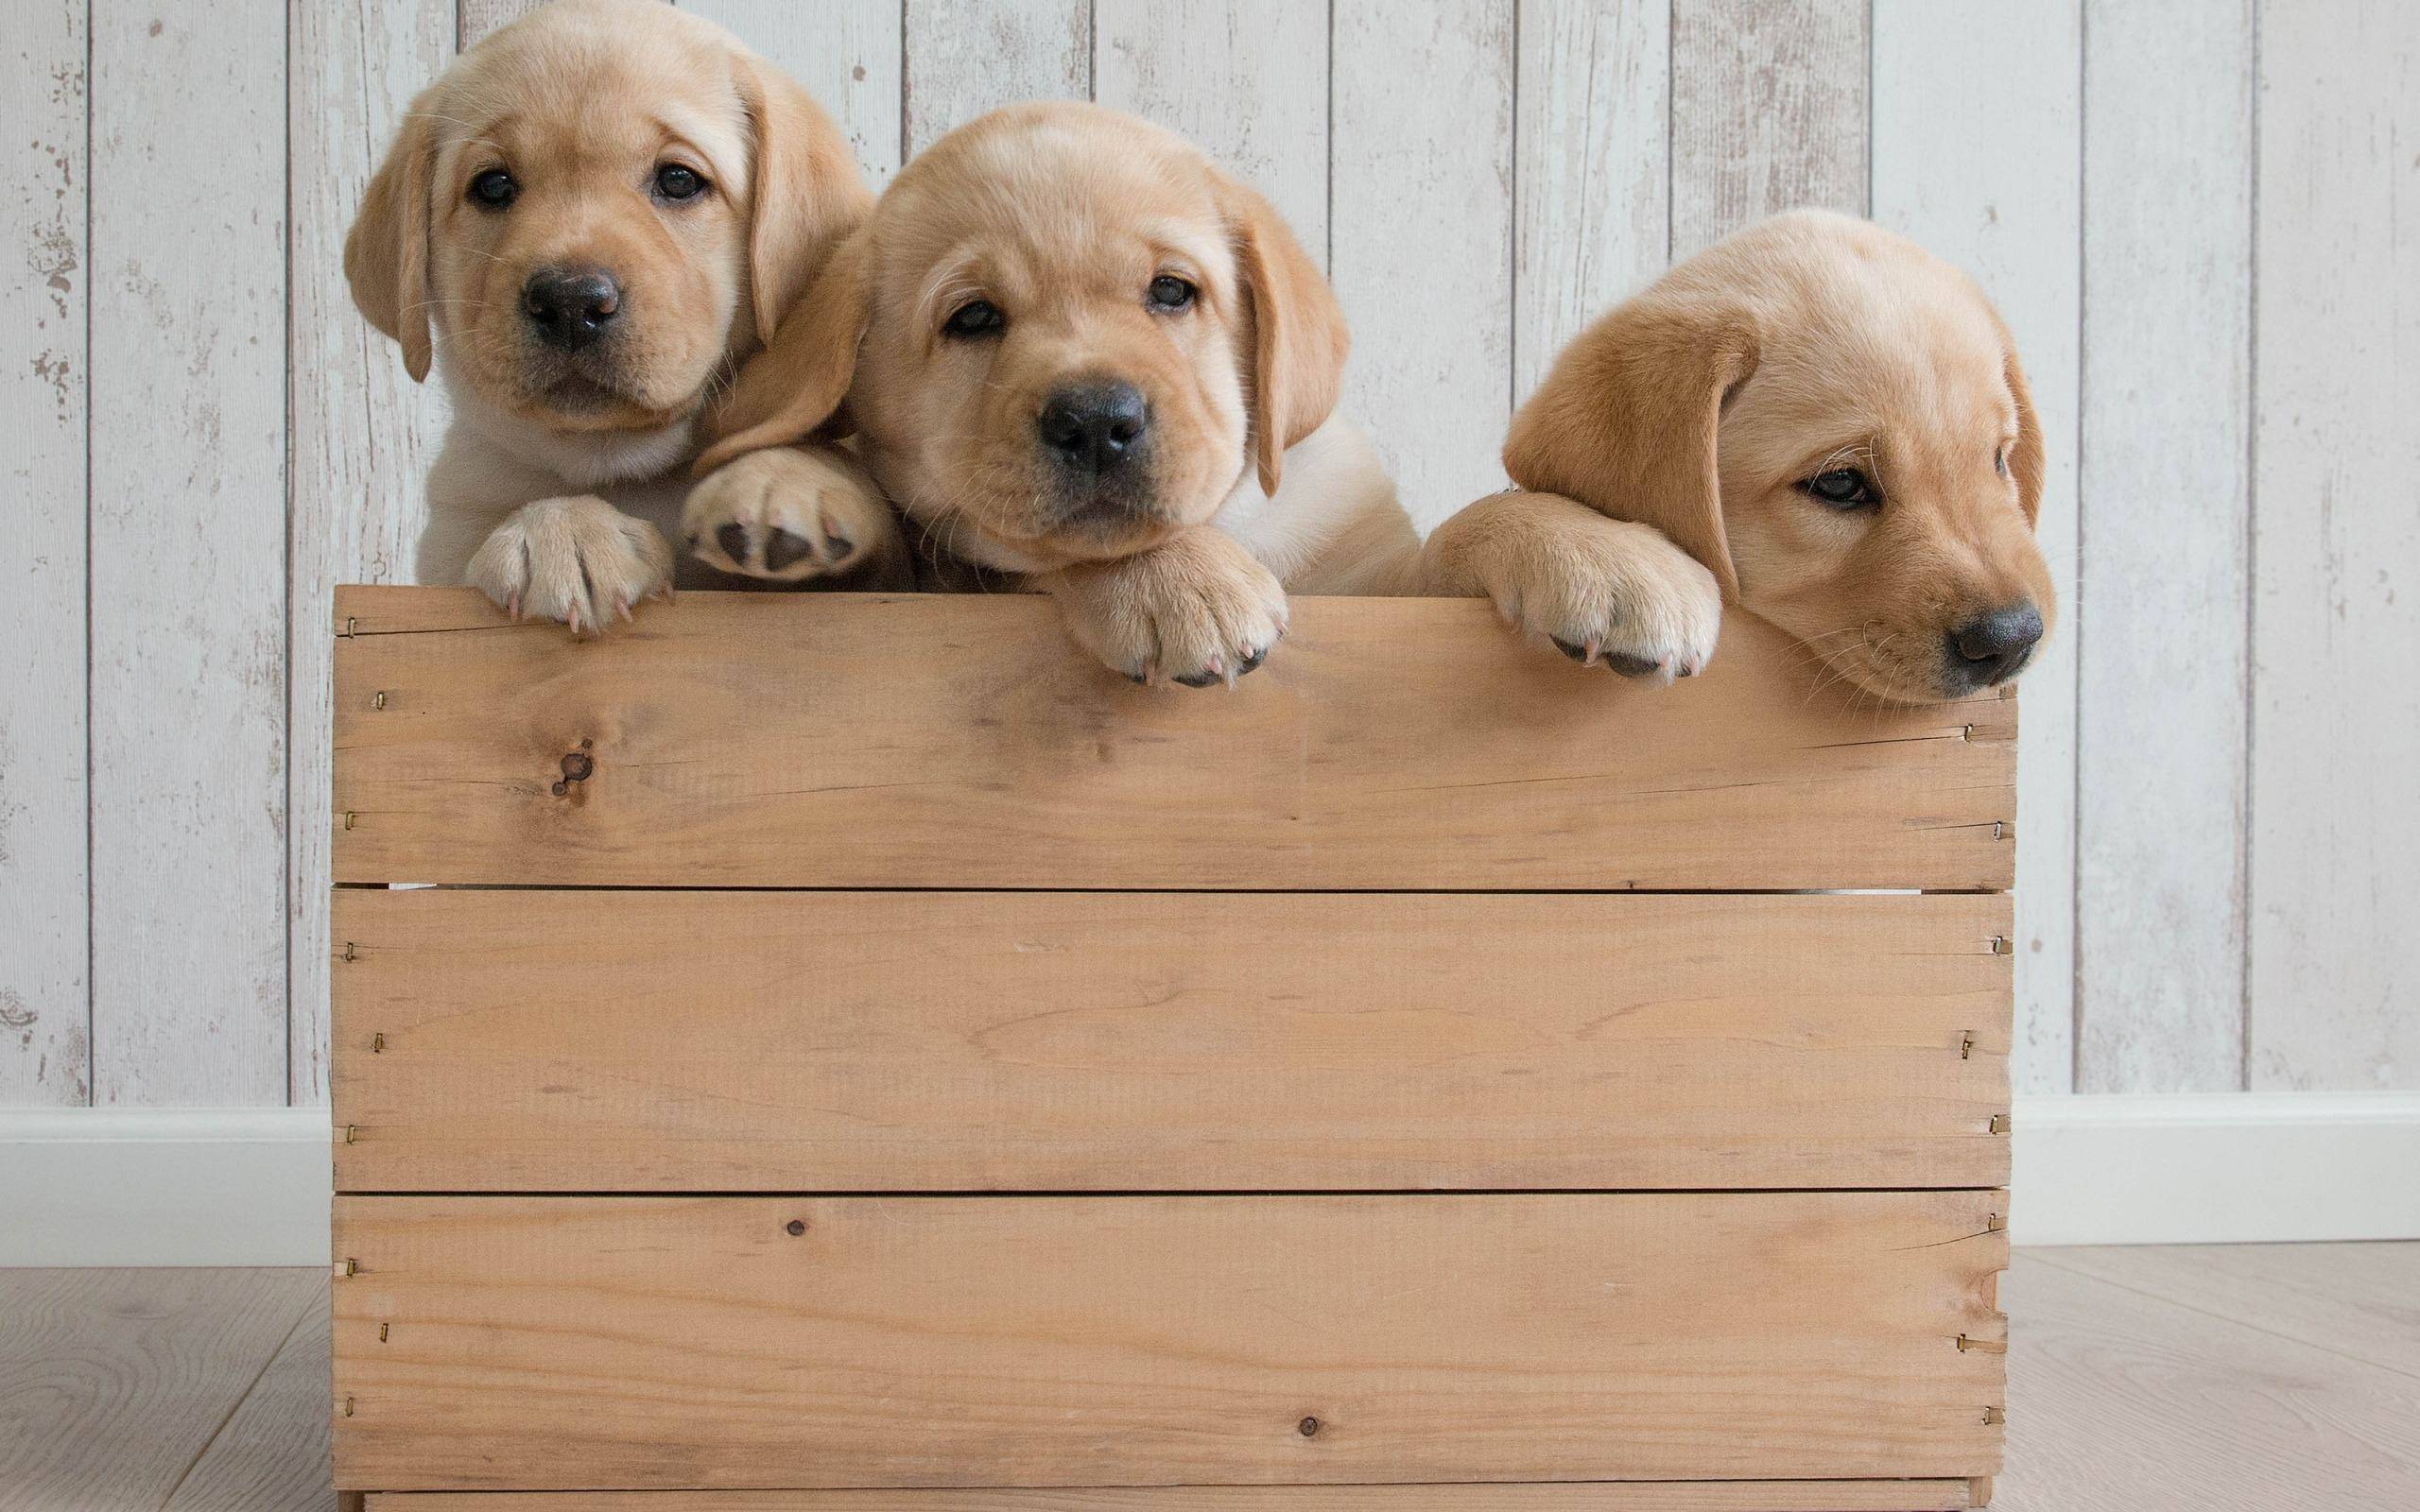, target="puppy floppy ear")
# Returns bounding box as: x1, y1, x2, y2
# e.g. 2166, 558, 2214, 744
696, 226, 873, 473
733, 50, 873, 351
2002, 345, 2045, 529
344, 87, 439, 383
1217, 175, 1349, 496
1502, 293, 1758, 602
